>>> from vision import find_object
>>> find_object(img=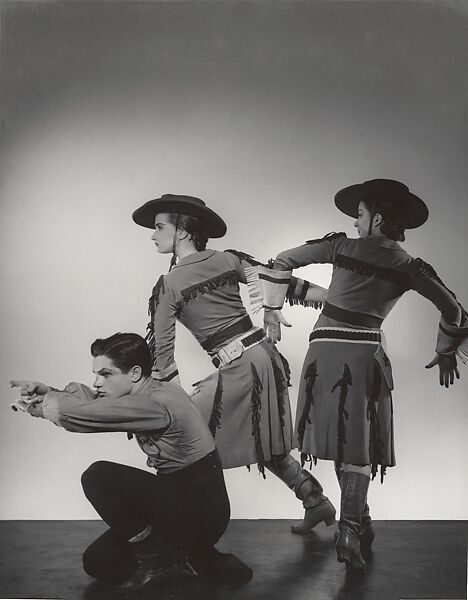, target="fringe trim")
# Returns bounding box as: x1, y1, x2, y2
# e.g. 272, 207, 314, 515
244, 265, 263, 314
224, 249, 264, 267
250, 363, 266, 478
287, 297, 324, 309
368, 364, 384, 480
297, 360, 318, 452
271, 358, 287, 429
300, 453, 318, 469
208, 372, 223, 438
414, 258, 459, 300
335, 254, 411, 288
278, 352, 292, 387
180, 270, 238, 305
415, 258, 468, 359
306, 231, 347, 245
145, 275, 166, 367
372, 465, 387, 483
332, 363, 352, 465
